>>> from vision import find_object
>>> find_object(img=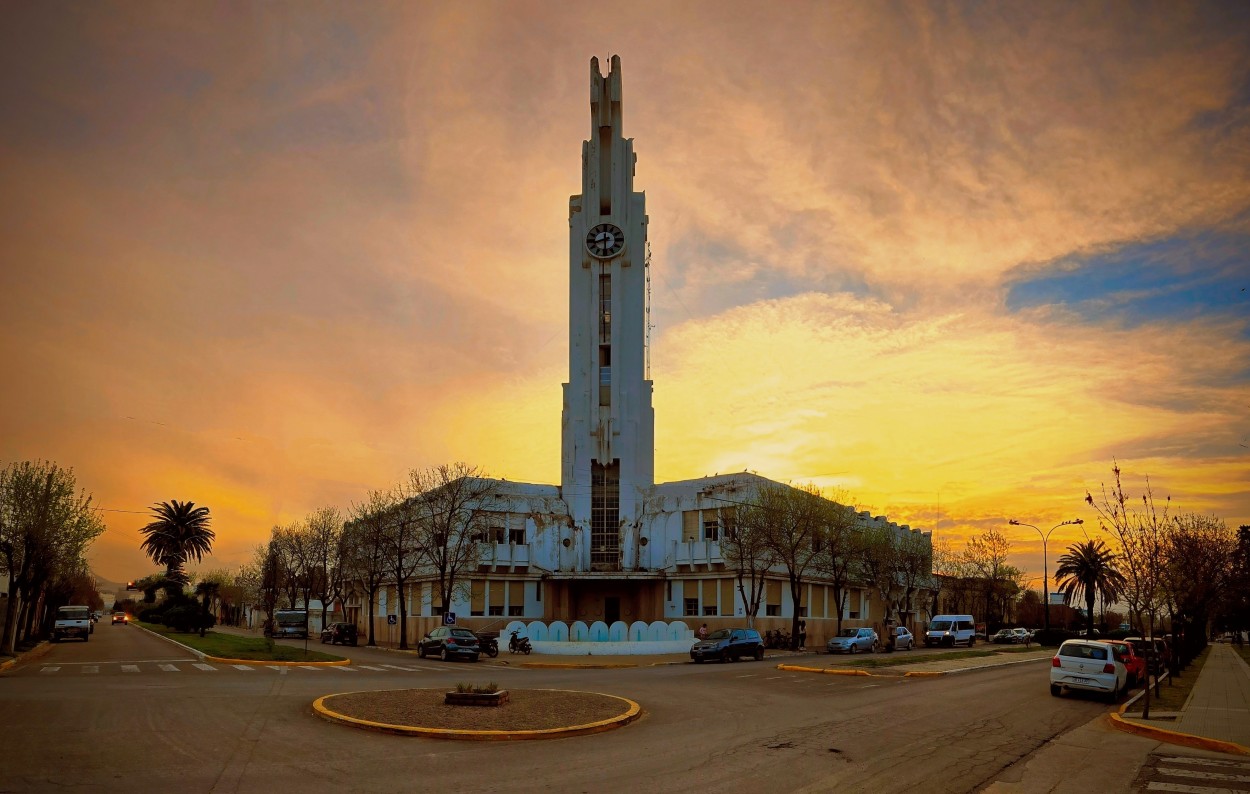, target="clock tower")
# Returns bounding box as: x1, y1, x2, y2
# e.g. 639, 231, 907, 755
561, 56, 654, 571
